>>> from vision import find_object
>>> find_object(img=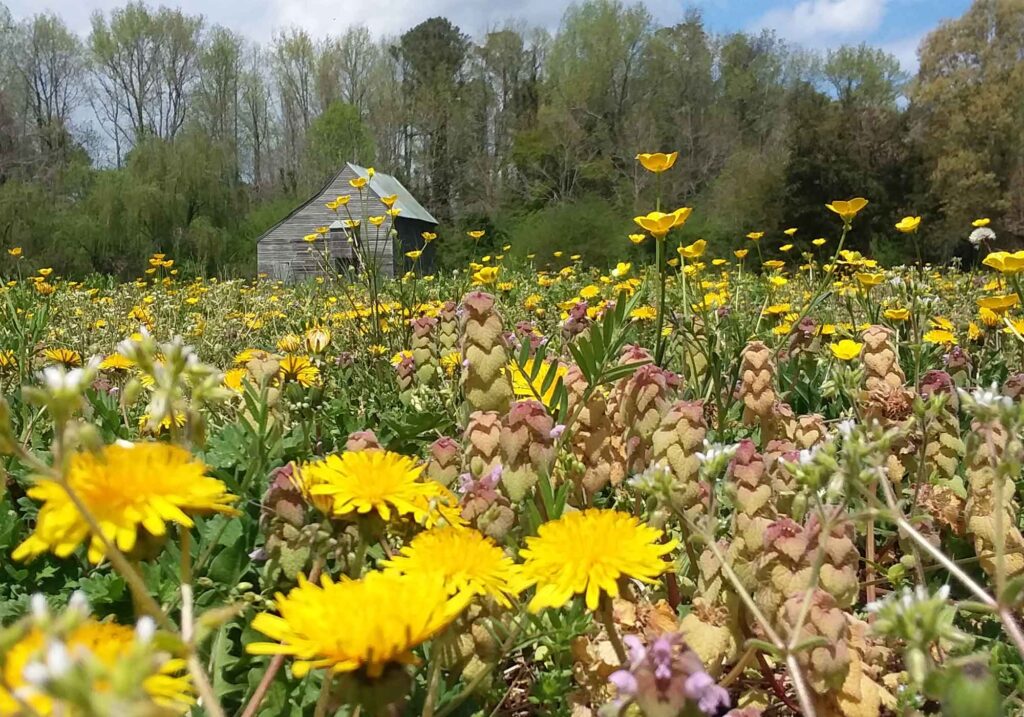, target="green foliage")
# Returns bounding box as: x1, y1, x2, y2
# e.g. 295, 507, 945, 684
304, 102, 375, 186
505, 196, 636, 267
